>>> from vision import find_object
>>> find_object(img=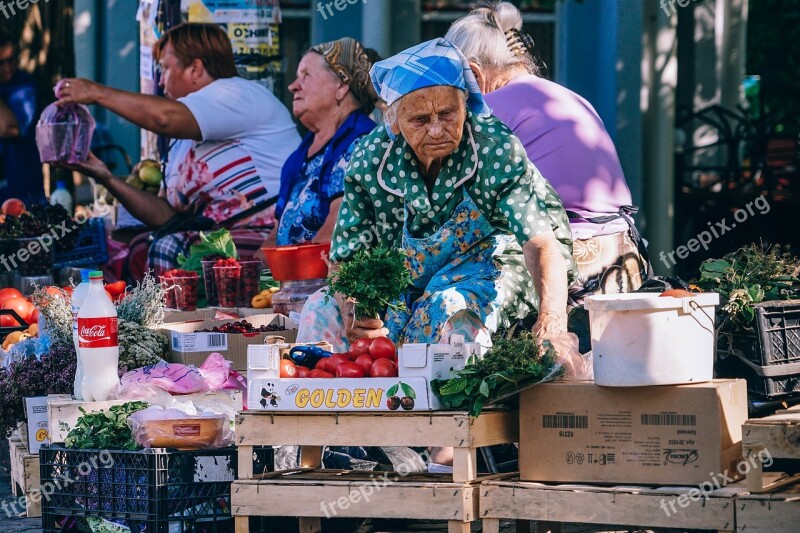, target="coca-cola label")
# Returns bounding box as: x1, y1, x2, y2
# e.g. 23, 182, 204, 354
77, 317, 118, 348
